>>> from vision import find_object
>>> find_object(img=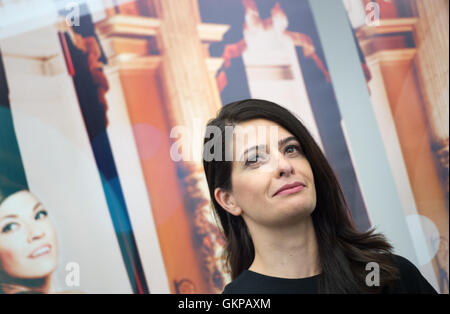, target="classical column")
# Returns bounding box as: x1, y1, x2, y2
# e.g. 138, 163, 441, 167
152, 0, 227, 293
355, 4, 448, 291
98, 0, 229, 293
414, 0, 449, 195
153, 0, 222, 128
